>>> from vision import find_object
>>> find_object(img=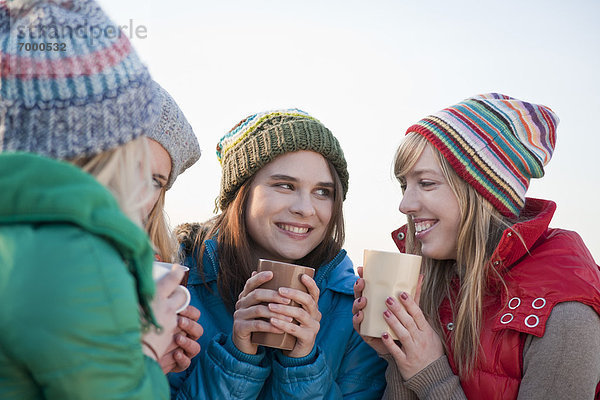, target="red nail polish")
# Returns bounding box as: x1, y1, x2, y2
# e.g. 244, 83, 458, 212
357, 297, 362, 303
401, 292, 408, 300
384, 310, 391, 318
382, 332, 389, 340
386, 297, 394, 305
